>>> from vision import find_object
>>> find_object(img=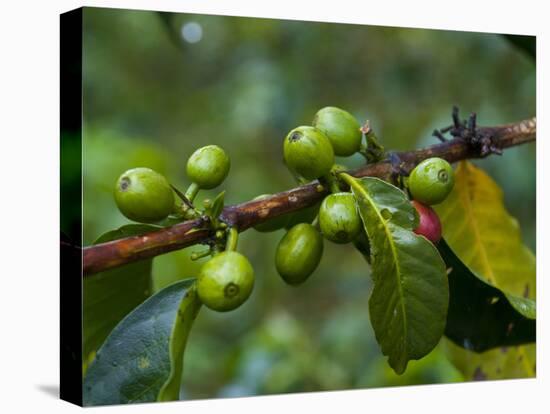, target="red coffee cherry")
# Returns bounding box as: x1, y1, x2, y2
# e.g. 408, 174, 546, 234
411, 200, 442, 243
